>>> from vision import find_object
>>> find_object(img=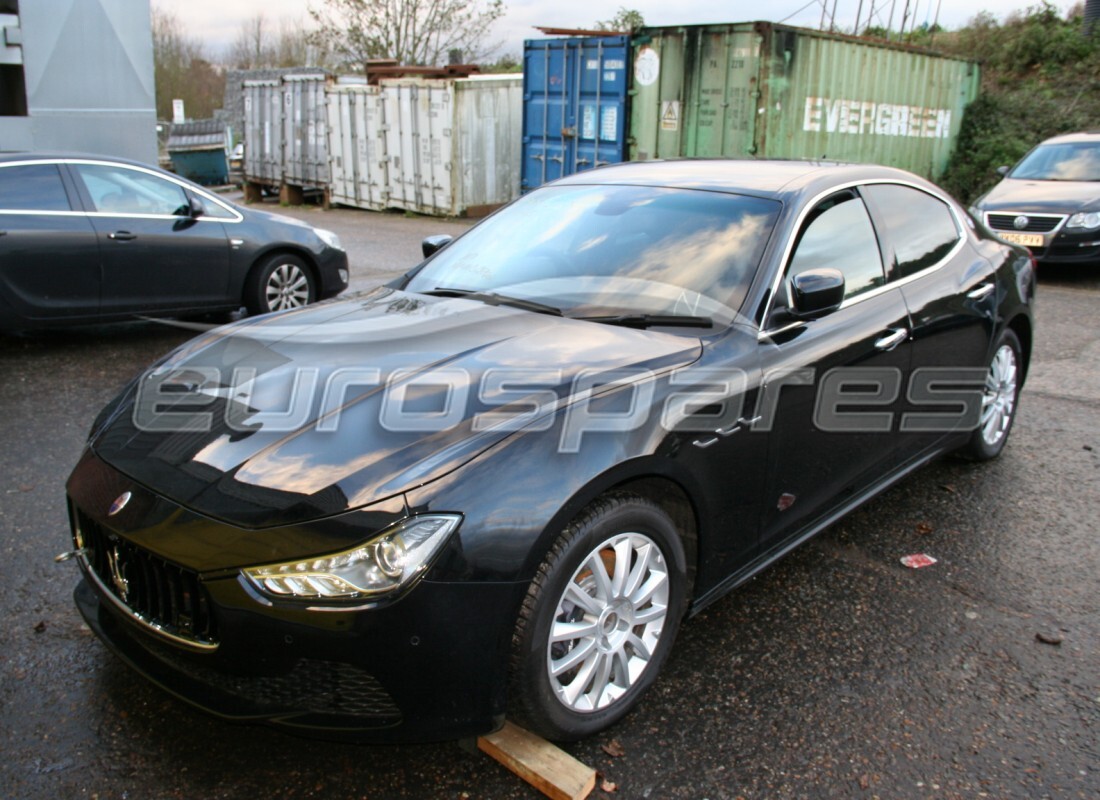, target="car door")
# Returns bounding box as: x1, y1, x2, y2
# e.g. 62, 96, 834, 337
0, 161, 102, 323
756, 189, 912, 554
67, 162, 232, 314
861, 183, 996, 458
